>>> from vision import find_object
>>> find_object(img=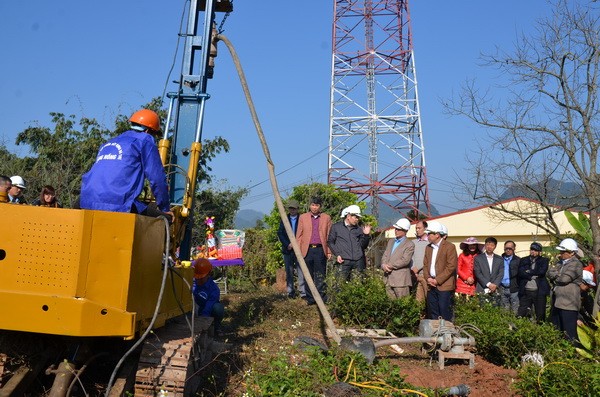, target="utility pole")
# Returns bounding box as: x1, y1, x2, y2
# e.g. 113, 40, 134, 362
327, 0, 430, 221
